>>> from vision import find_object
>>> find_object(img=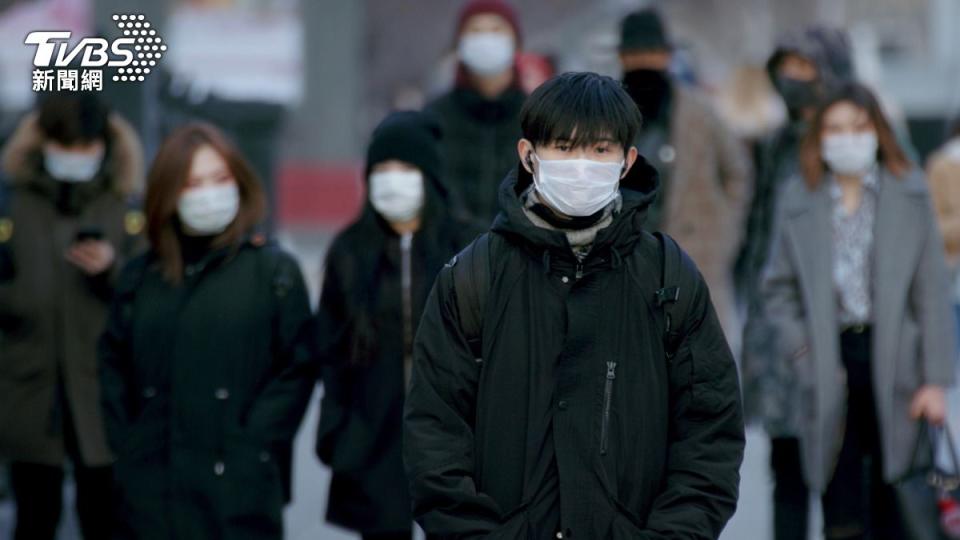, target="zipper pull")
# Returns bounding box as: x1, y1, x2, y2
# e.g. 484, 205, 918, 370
606, 361, 617, 380
575, 261, 584, 280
